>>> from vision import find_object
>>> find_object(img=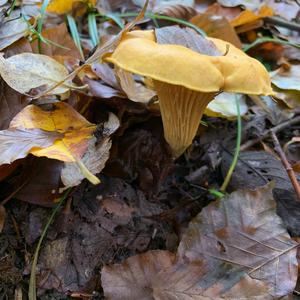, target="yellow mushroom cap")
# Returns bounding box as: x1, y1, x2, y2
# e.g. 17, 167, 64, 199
104, 29, 273, 157
105, 30, 273, 96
